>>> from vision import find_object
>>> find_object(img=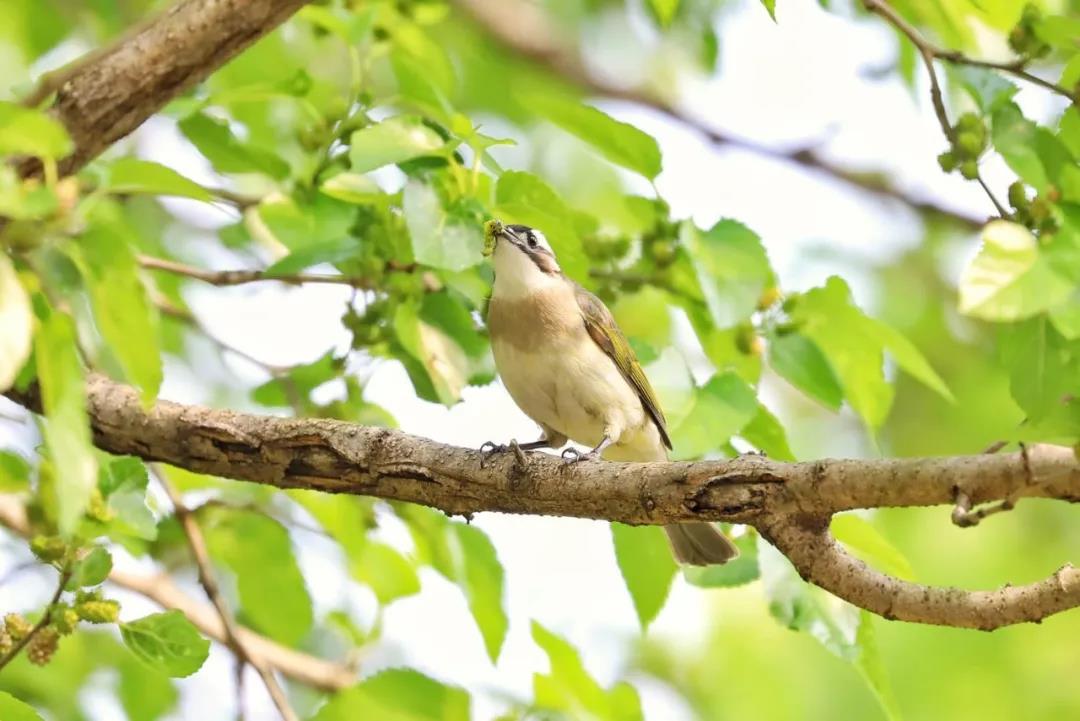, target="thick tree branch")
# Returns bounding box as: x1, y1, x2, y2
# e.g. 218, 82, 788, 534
18, 0, 310, 178
0, 494, 356, 691
5, 374, 1079, 630
453, 0, 985, 230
